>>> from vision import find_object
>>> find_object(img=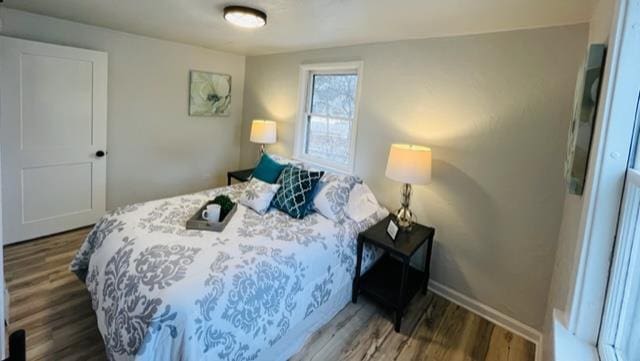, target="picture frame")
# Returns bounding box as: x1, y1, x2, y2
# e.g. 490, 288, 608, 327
188, 70, 232, 117
387, 219, 399, 241
564, 44, 606, 195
